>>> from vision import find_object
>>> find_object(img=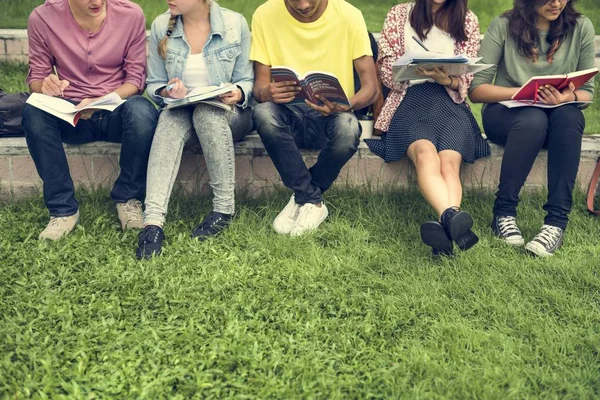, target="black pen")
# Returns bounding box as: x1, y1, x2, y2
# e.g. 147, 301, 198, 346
412, 36, 430, 52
